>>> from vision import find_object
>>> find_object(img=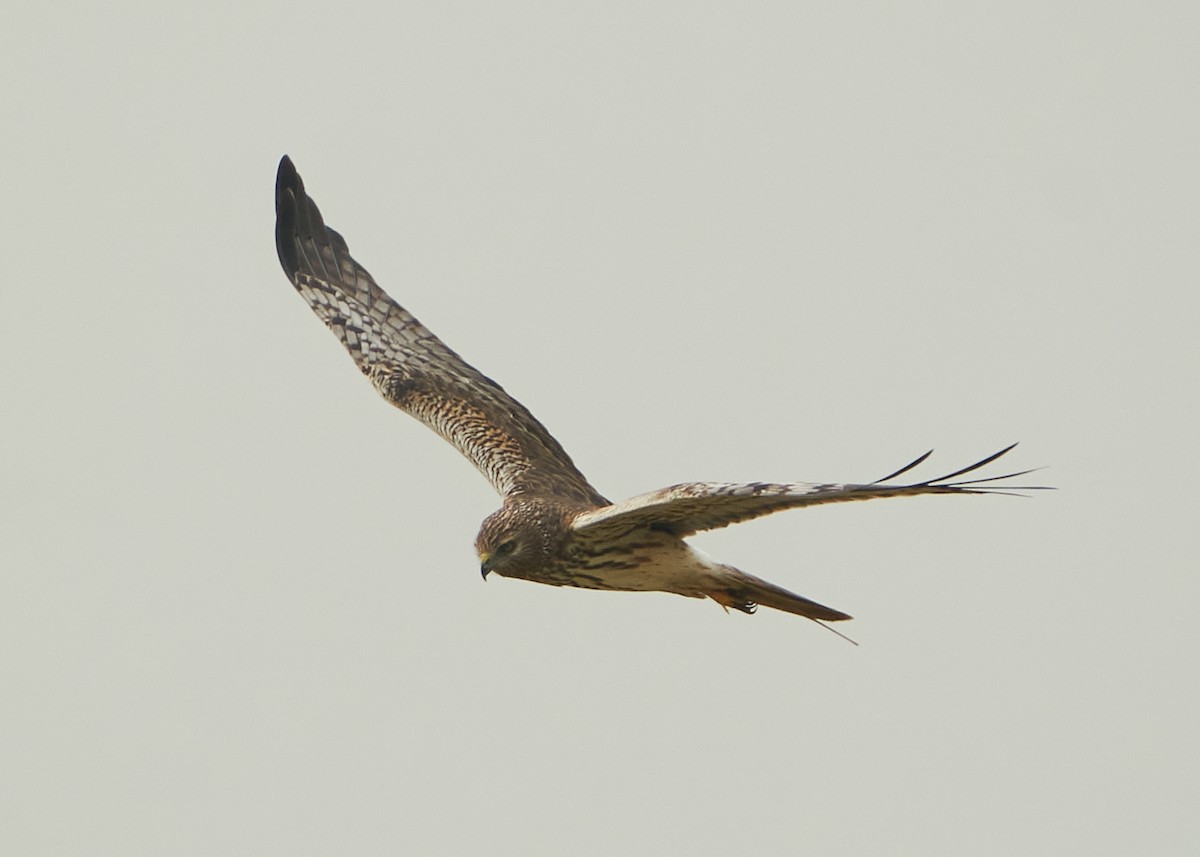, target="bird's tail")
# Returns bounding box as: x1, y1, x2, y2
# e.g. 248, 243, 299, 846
706, 566, 852, 622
